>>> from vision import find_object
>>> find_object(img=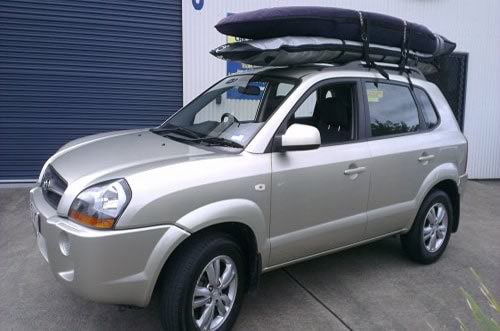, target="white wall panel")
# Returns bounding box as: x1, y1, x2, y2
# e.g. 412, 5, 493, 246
183, 0, 500, 178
